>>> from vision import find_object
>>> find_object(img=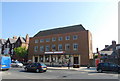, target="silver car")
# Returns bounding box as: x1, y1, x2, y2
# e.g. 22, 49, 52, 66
11, 61, 23, 68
